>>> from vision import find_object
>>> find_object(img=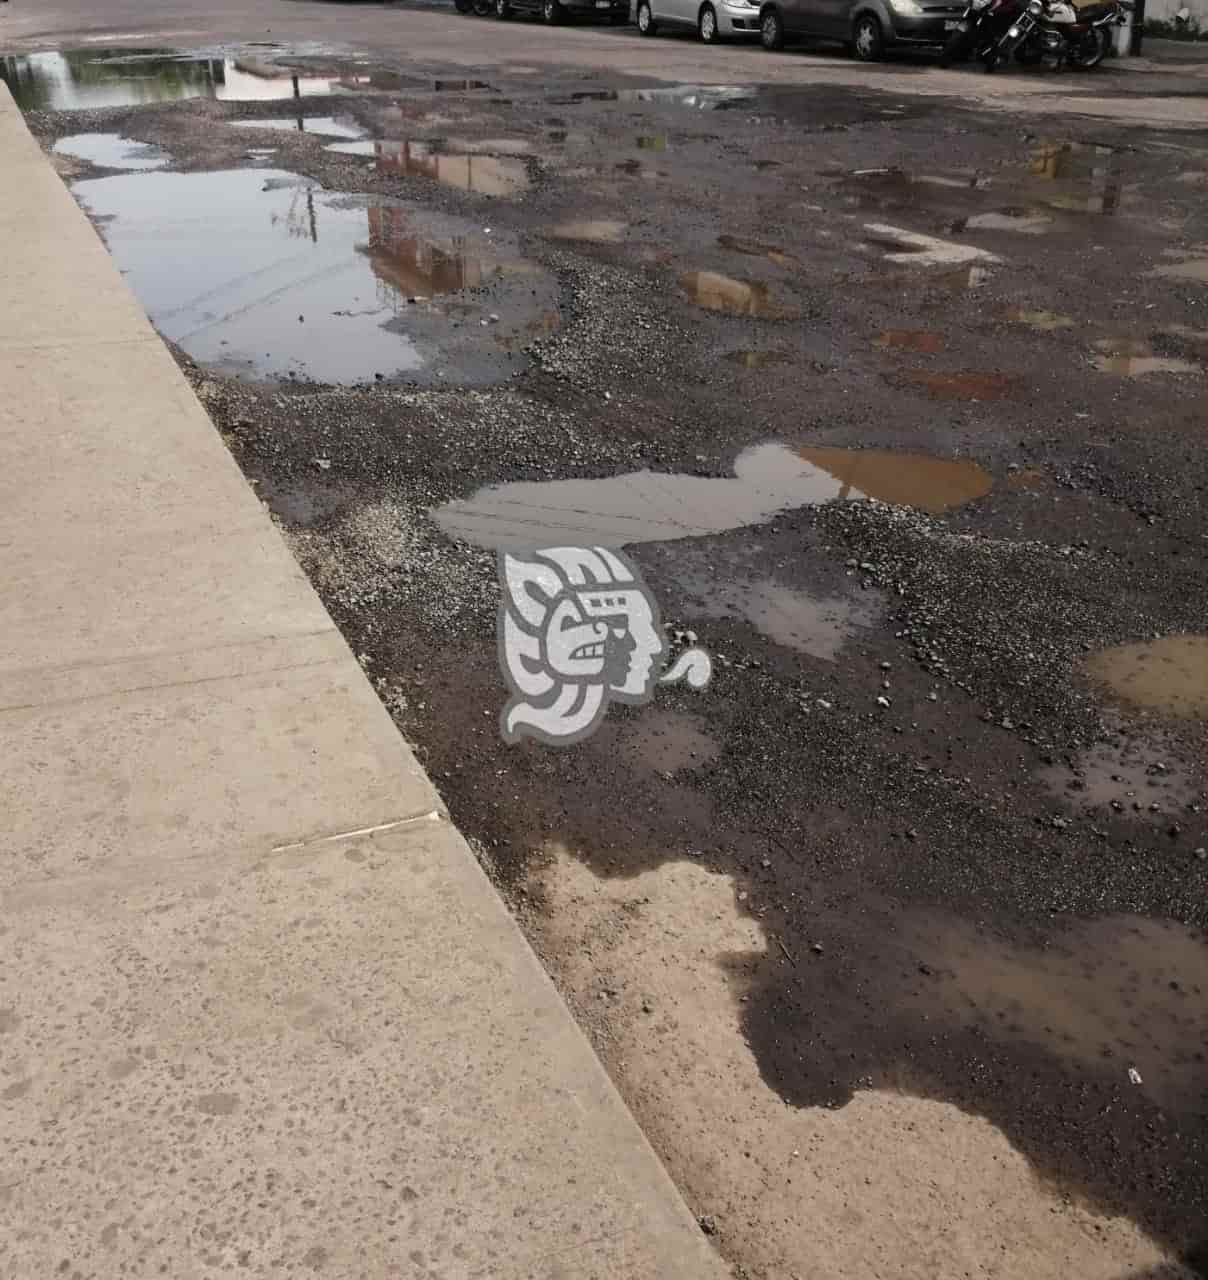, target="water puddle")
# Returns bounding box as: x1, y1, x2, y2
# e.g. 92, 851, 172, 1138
1041, 724, 1198, 817
53, 133, 170, 171
873, 329, 944, 354
433, 442, 989, 549
1153, 256, 1208, 284
230, 116, 365, 139
549, 219, 627, 244
680, 271, 791, 319
357, 139, 529, 197
797, 446, 991, 514
0, 50, 334, 111
901, 910, 1208, 1111
1082, 635, 1208, 717
717, 233, 792, 268
433, 78, 492, 92
678, 569, 878, 660
72, 167, 557, 385
624, 709, 720, 774
863, 223, 999, 269
901, 370, 1015, 401
1025, 141, 1121, 215
724, 349, 790, 369
1092, 355, 1199, 377
1006, 308, 1074, 331
951, 210, 1052, 235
